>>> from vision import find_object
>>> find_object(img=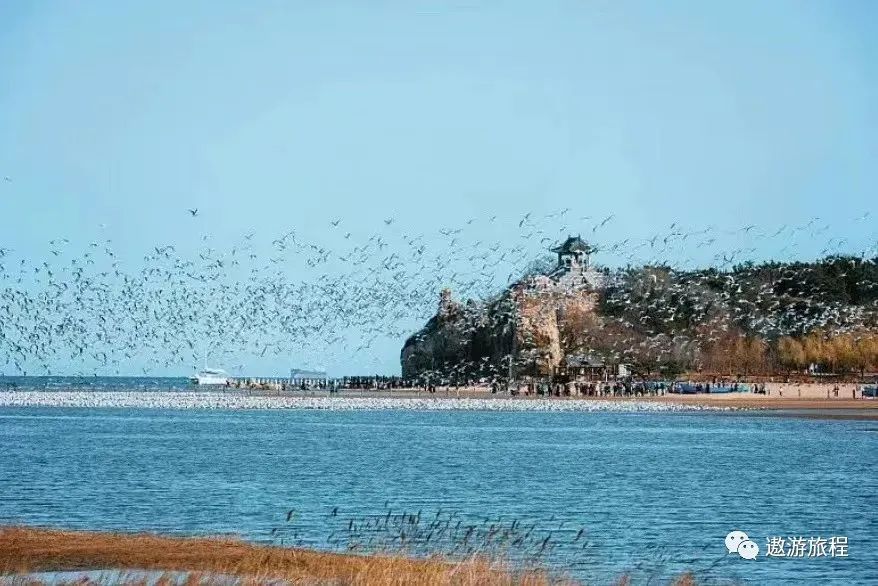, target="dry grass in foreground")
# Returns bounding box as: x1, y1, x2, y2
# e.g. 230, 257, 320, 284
0, 526, 699, 585
0, 525, 572, 585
